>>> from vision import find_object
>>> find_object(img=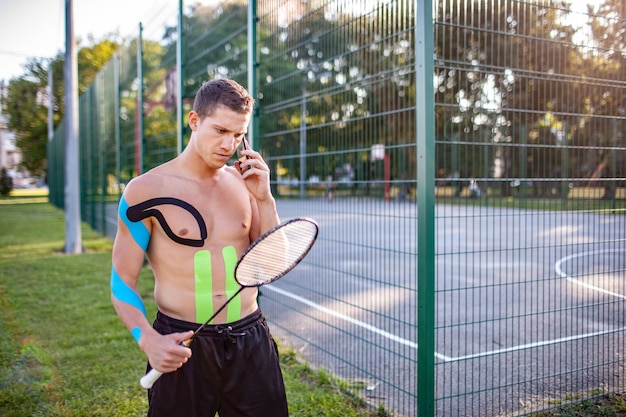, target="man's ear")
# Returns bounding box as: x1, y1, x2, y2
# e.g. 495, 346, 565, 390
188, 111, 199, 131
